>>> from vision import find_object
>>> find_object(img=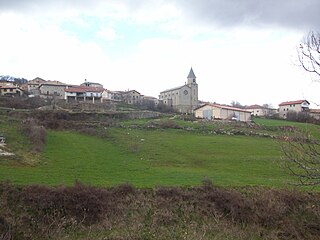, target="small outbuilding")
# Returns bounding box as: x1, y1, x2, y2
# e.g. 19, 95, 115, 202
195, 104, 251, 122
